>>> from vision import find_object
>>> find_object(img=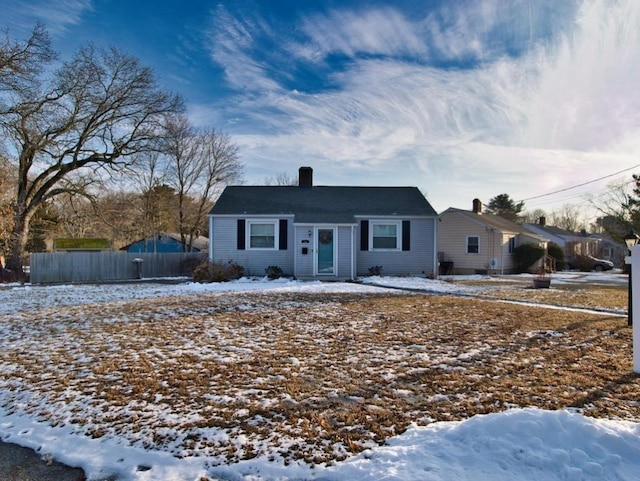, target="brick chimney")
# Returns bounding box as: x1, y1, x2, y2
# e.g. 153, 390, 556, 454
472, 198, 482, 214
539, 216, 546, 226
298, 166, 313, 187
